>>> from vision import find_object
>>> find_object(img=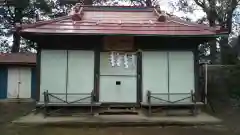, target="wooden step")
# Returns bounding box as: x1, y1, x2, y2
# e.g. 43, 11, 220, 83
0, 98, 34, 103
98, 108, 138, 115
149, 109, 201, 116
100, 103, 138, 108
